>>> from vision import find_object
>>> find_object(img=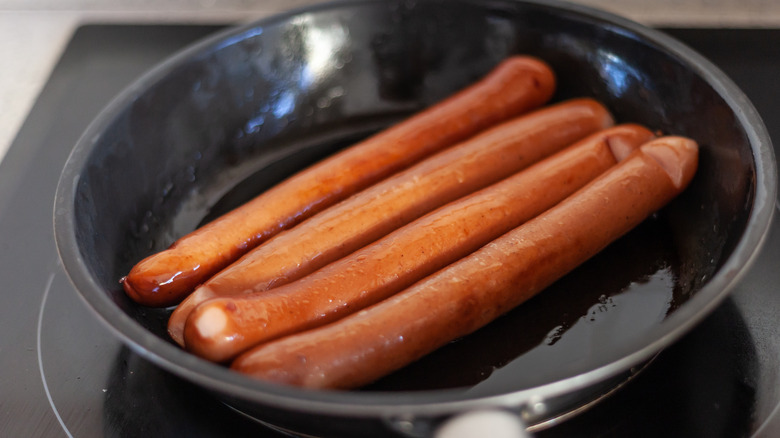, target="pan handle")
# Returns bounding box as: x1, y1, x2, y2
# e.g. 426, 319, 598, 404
434, 409, 531, 438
